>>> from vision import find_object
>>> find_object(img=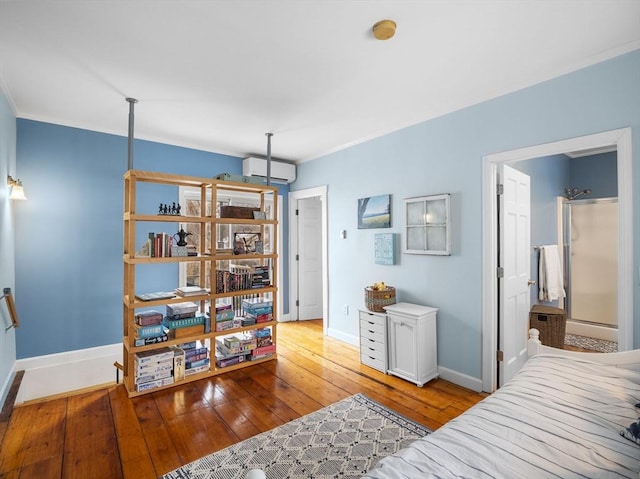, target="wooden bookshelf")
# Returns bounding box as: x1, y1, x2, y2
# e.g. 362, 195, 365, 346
122, 170, 278, 397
